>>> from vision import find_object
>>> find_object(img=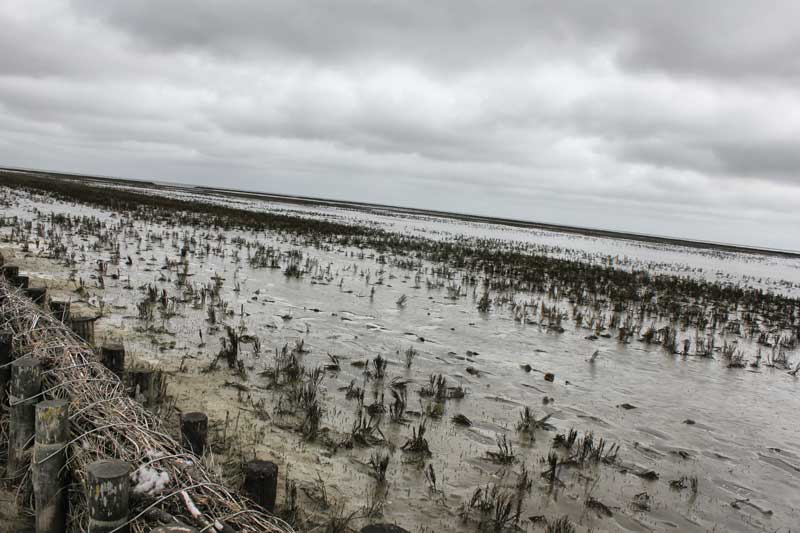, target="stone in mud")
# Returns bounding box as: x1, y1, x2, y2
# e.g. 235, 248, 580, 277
544, 372, 555, 382
521, 364, 532, 372
618, 403, 637, 410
